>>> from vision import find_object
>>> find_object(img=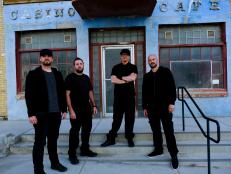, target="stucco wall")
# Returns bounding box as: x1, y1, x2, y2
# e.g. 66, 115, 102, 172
3, 0, 231, 119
